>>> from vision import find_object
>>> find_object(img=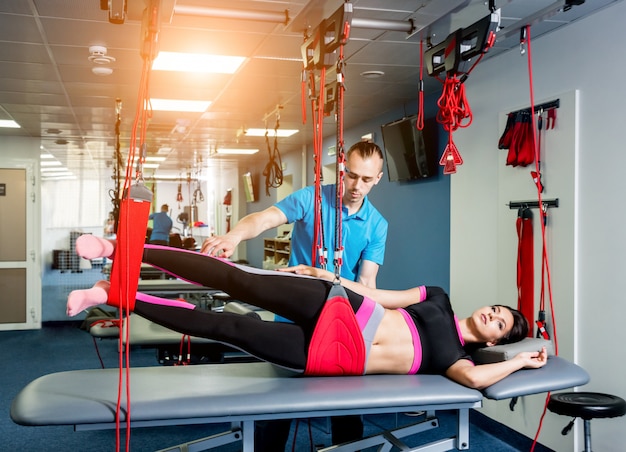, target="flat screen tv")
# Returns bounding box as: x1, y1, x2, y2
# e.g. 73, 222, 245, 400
380, 115, 438, 182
